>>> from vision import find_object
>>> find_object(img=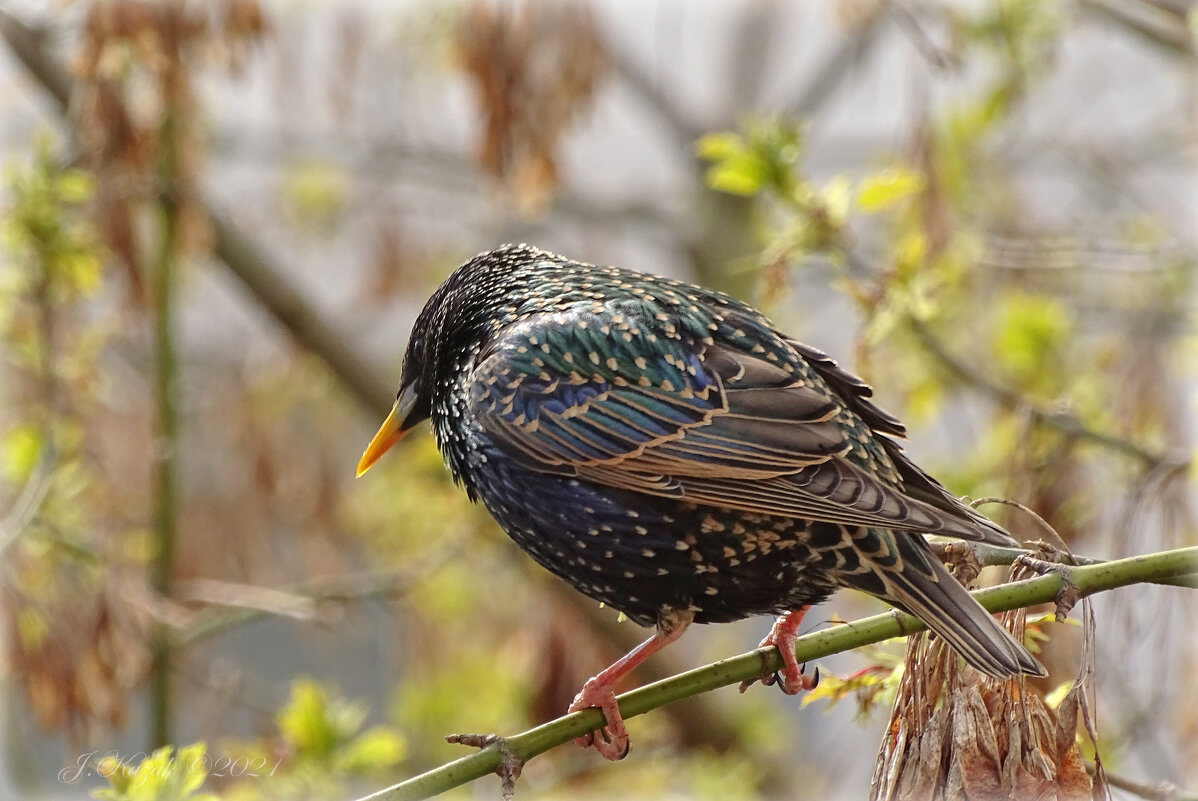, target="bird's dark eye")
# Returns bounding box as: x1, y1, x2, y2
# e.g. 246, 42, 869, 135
409, 337, 425, 363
